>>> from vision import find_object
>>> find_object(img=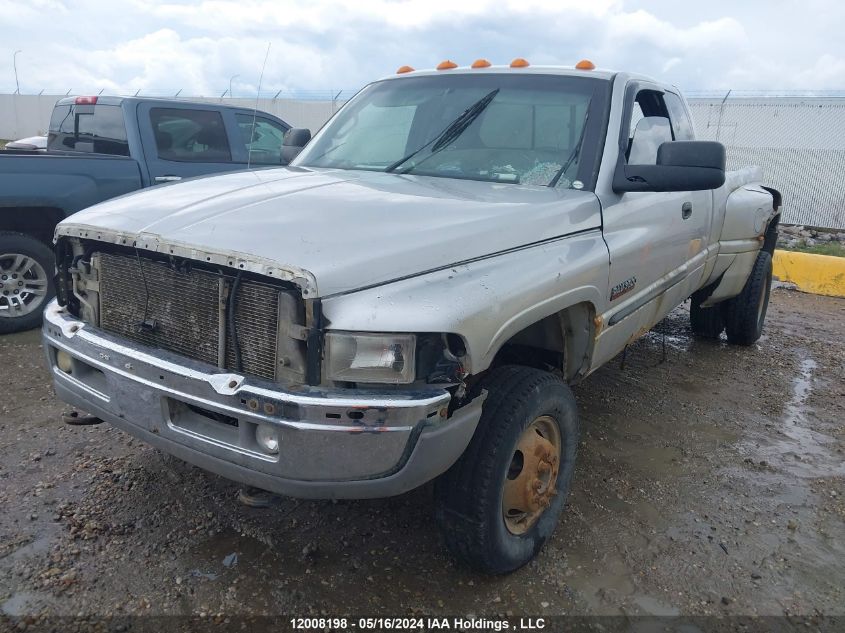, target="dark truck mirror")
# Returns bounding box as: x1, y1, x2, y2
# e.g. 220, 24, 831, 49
613, 140, 726, 193
280, 128, 312, 165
